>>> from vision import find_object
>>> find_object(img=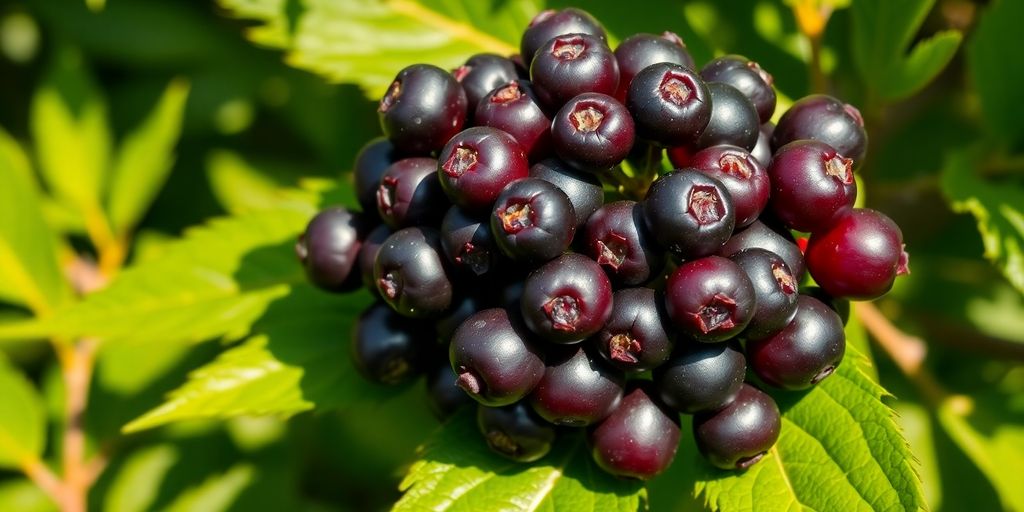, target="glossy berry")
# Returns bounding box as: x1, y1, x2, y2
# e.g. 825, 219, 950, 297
801, 286, 850, 326
643, 169, 736, 259
589, 384, 680, 480
450, 308, 545, 406
718, 220, 805, 281
474, 80, 553, 161
351, 302, 430, 385
296, 207, 365, 292
583, 200, 664, 286
700, 55, 776, 123
627, 62, 712, 147
529, 345, 625, 426
730, 248, 799, 340
440, 206, 502, 279
694, 82, 760, 151
438, 127, 529, 212
595, 287, 674, 372
665, 256, 756, 342
531, 33, 619, 110
520, 253, 613, 344
376, 157, 447, 229
520, 8, 607, 67
453, 53, 518, 118
613, 32, 695, 101
805, 208, 910, 300
491, 178, 577, 263
768, 140, 857, 233
478, 402, 557, 462
374, 227, 453, 318
353, 137, 400, 218
693, 384, 781, 470
436, 293, 484, 345
747, 296, 846, 389
378, 64, 467, 154
690, 145, 770, 228
426, 362, 474, 420
772, 94, 867, 166
358, 224, 392, 295
751, 122, 773, 166
530, 158, 603, 228
655, 341, 746, 414
551, 92, 634, 172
